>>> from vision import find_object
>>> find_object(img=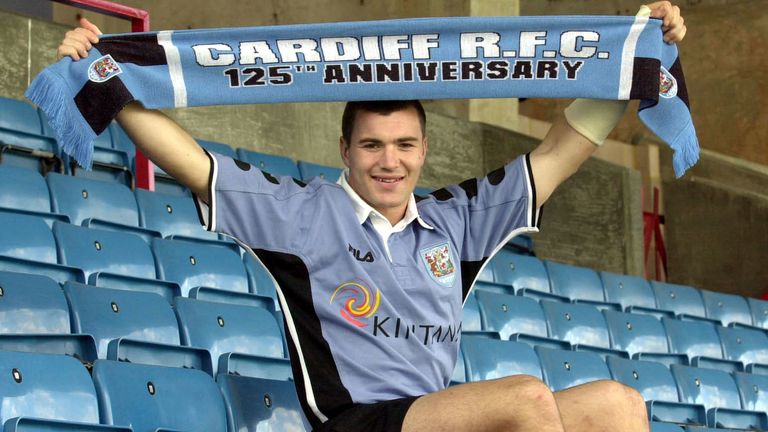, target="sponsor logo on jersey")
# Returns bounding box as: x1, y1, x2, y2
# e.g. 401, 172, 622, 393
88, 55, 123, 83
348, 243, 374, 262
659, 66, 677, 99
420, 242, 456, 287
329, 281, 380, 327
